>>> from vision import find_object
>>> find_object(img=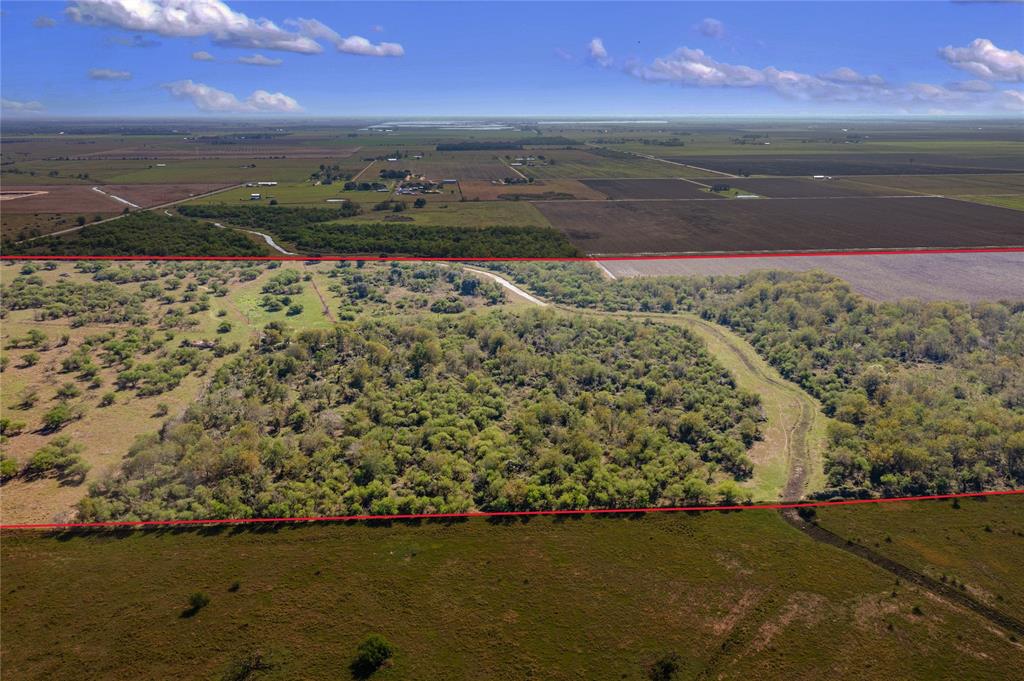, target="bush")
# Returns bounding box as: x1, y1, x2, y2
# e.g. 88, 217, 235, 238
647, 653, 681, 681
286, 304, 304, 316
20, 352, 40, 368
42, 402, 78, 431
0, 456, 19, 482
99, 392, 117, 407
217, 321, 233, 334
22, 436, 86, 481
351, 634, 393, 678
183, 591, 210, 617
